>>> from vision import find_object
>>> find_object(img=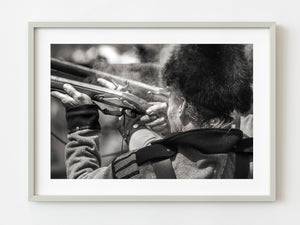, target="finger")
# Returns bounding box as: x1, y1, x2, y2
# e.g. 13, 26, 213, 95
140, 115, 157, 122
51, 91, 74, 105
148, 102, 168, 107
151, 123, 168, 132
63, 84, 81, 98
140, 115, 150, 122
51, 91, 69, 101
97, 78, 116, 90
146, 102, 167, 115
146, 117, 166, 127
